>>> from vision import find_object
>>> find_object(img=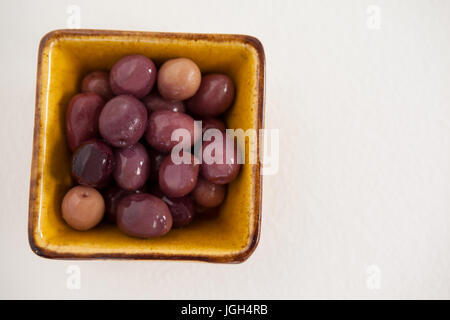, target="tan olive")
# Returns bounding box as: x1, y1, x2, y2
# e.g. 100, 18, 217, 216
157, 58, 201, 101
61, 186, 105, 231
